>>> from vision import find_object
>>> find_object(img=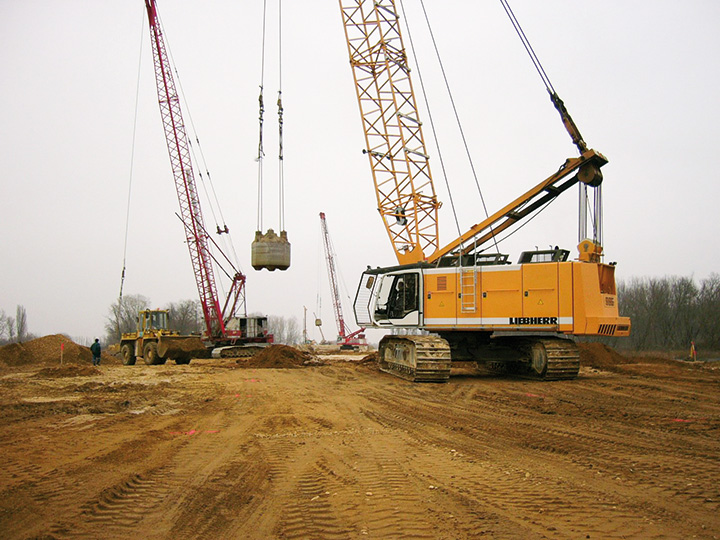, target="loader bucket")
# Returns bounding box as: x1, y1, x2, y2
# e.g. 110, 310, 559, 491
157, 336, 207, 363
